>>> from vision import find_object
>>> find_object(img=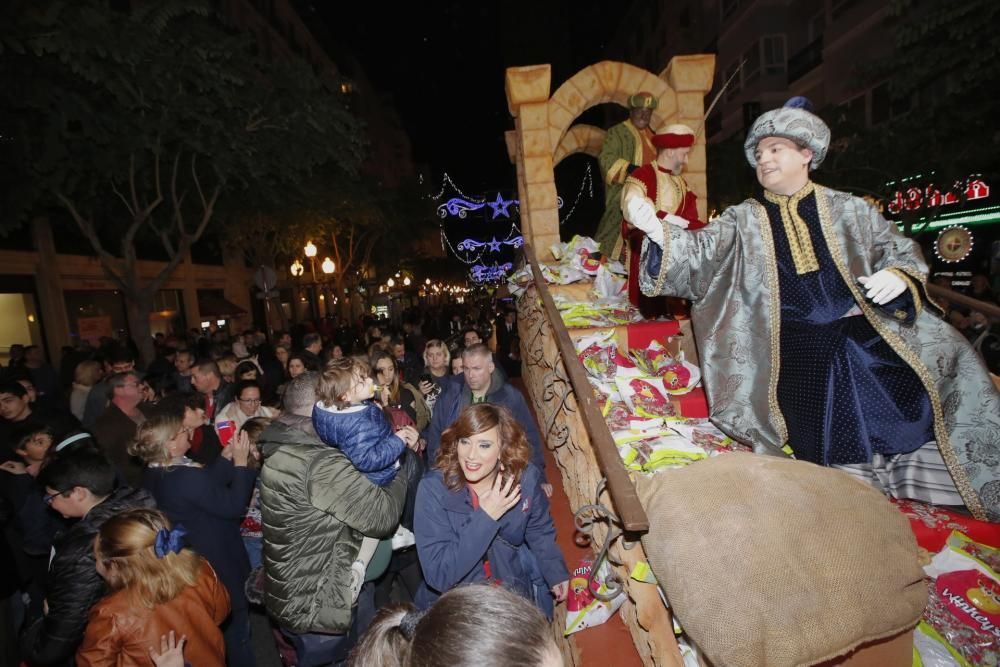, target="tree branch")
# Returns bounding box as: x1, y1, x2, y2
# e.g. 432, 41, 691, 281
128, 153, 140, 216
191, 153, 207, 211
171, 151, 187, 239
149, 184, 221, 292
55, 191, 129, 293
110, 180, 136, 217
138, 144, 164, 222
